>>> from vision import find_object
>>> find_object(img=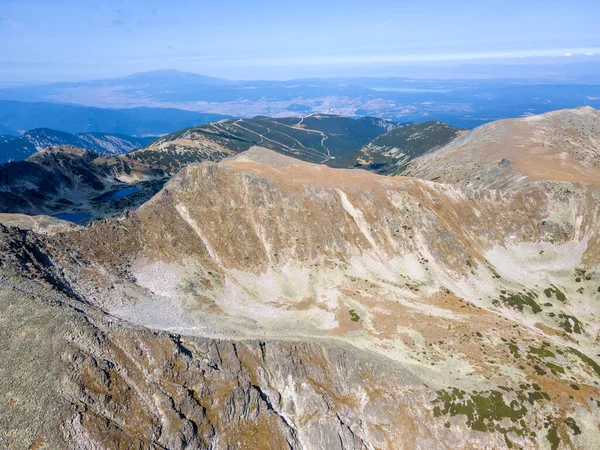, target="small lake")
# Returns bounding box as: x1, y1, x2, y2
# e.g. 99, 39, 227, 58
54, 212, 93, 223
93, 187, 141, 202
